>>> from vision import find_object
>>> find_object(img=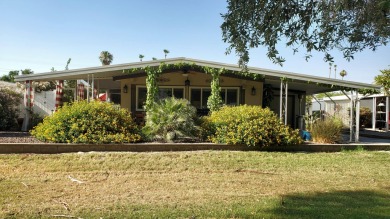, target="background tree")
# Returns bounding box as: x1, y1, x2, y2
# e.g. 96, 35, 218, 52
375, 68, 390, 96
139, 54, 144, 62
163, 49, 169, 59
221, 0, 390, 67
152, 57, 157, 60
339, 70, 347, 80
21, 69, 33, 75
0, 88, 23, 130
99, 51, 113, 65
0, 70, 19, 82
